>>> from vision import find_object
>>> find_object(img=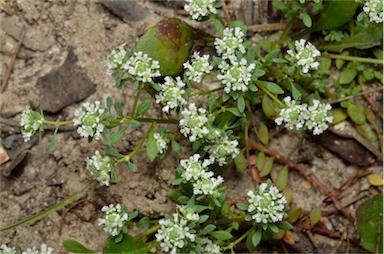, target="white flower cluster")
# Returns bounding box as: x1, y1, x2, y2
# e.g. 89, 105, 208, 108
202, 239, 221, 254
246, 182, 287, 224
363, 0, 383, 23
122, 51, 161, 83
306, 99, 334, 135
155, 76, 187, 113
21, 244, 54, 254
155, 213, 196, 254
275, 96, 333, 135
180, 103, 209, 142
184, 0, 217, 20
106, 43, 128, 74
214, 27, 246, 62
154, 132, 169, 155
86, 150, 114, 186
0, 244, 17, 254
179, 154, 224, 198
204, 136, 240, 166
73, 101, 106, 140
287, 39, 321, 74
183, 52, 213, 83
20, 106, 44, 142
98, 204, 129, 236
217, 58, 256, 94
177, 205, 200, 222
